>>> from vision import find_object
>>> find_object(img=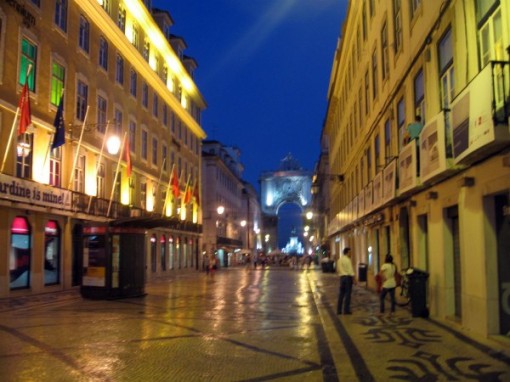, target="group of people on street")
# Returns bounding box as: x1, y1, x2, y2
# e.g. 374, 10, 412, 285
336, 247, 399, 316
203, 253, 218, 277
